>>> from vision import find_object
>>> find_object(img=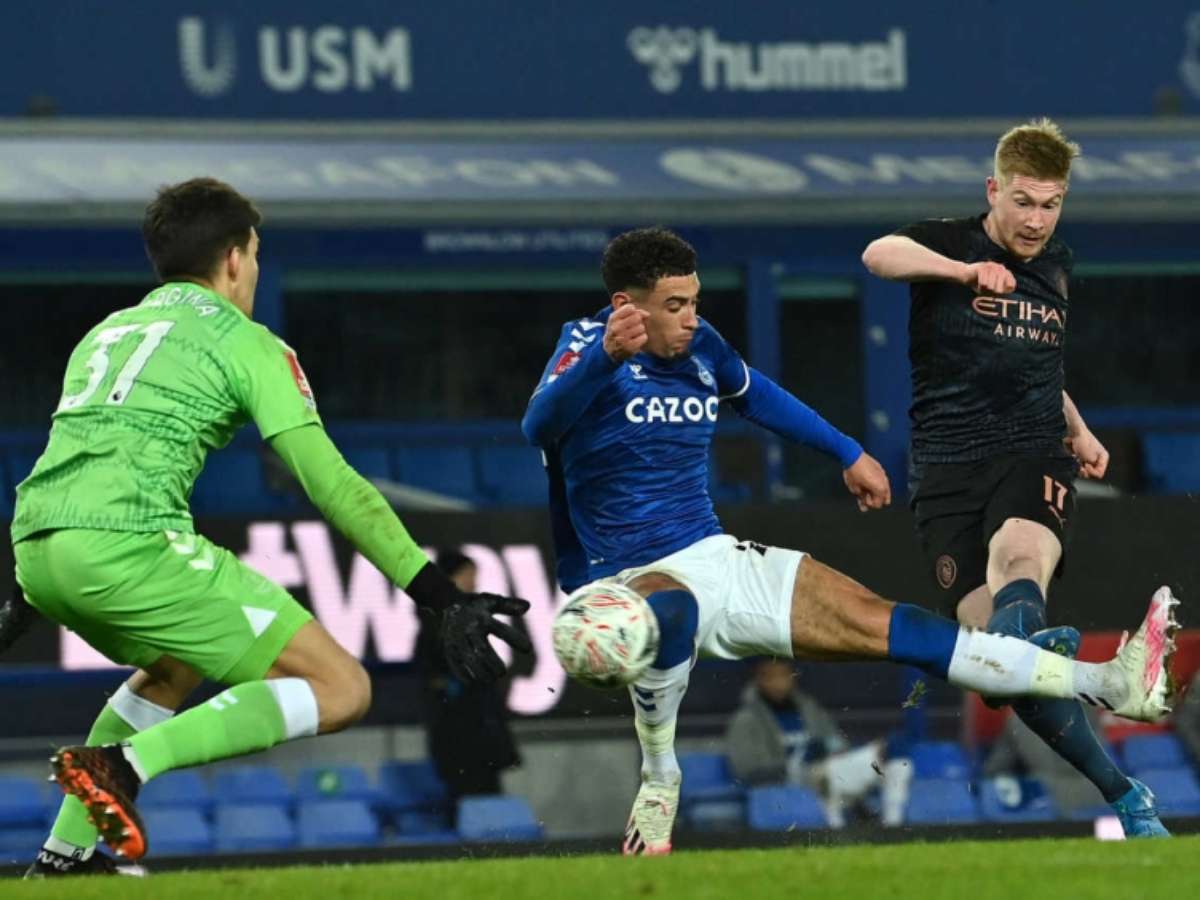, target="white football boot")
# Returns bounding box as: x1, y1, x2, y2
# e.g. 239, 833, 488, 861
622, 774, 680, 856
